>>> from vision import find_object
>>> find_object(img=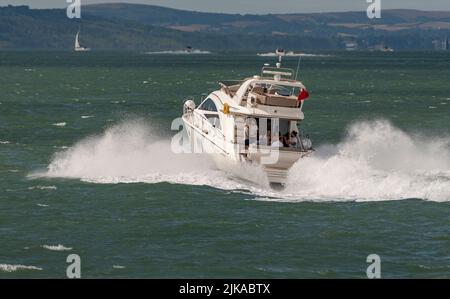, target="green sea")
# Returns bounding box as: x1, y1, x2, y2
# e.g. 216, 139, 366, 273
0, 51, 449, 278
